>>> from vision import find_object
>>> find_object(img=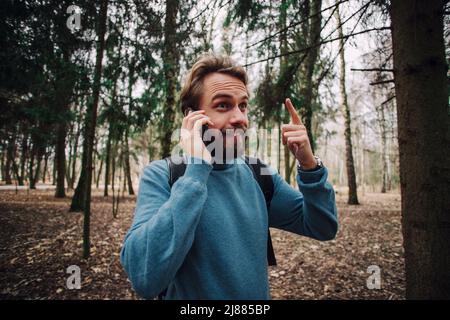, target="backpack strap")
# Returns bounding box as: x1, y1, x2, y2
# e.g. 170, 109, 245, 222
244, 156, 277, 266
165, 157, 187, 187
158, 158, 187, 299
